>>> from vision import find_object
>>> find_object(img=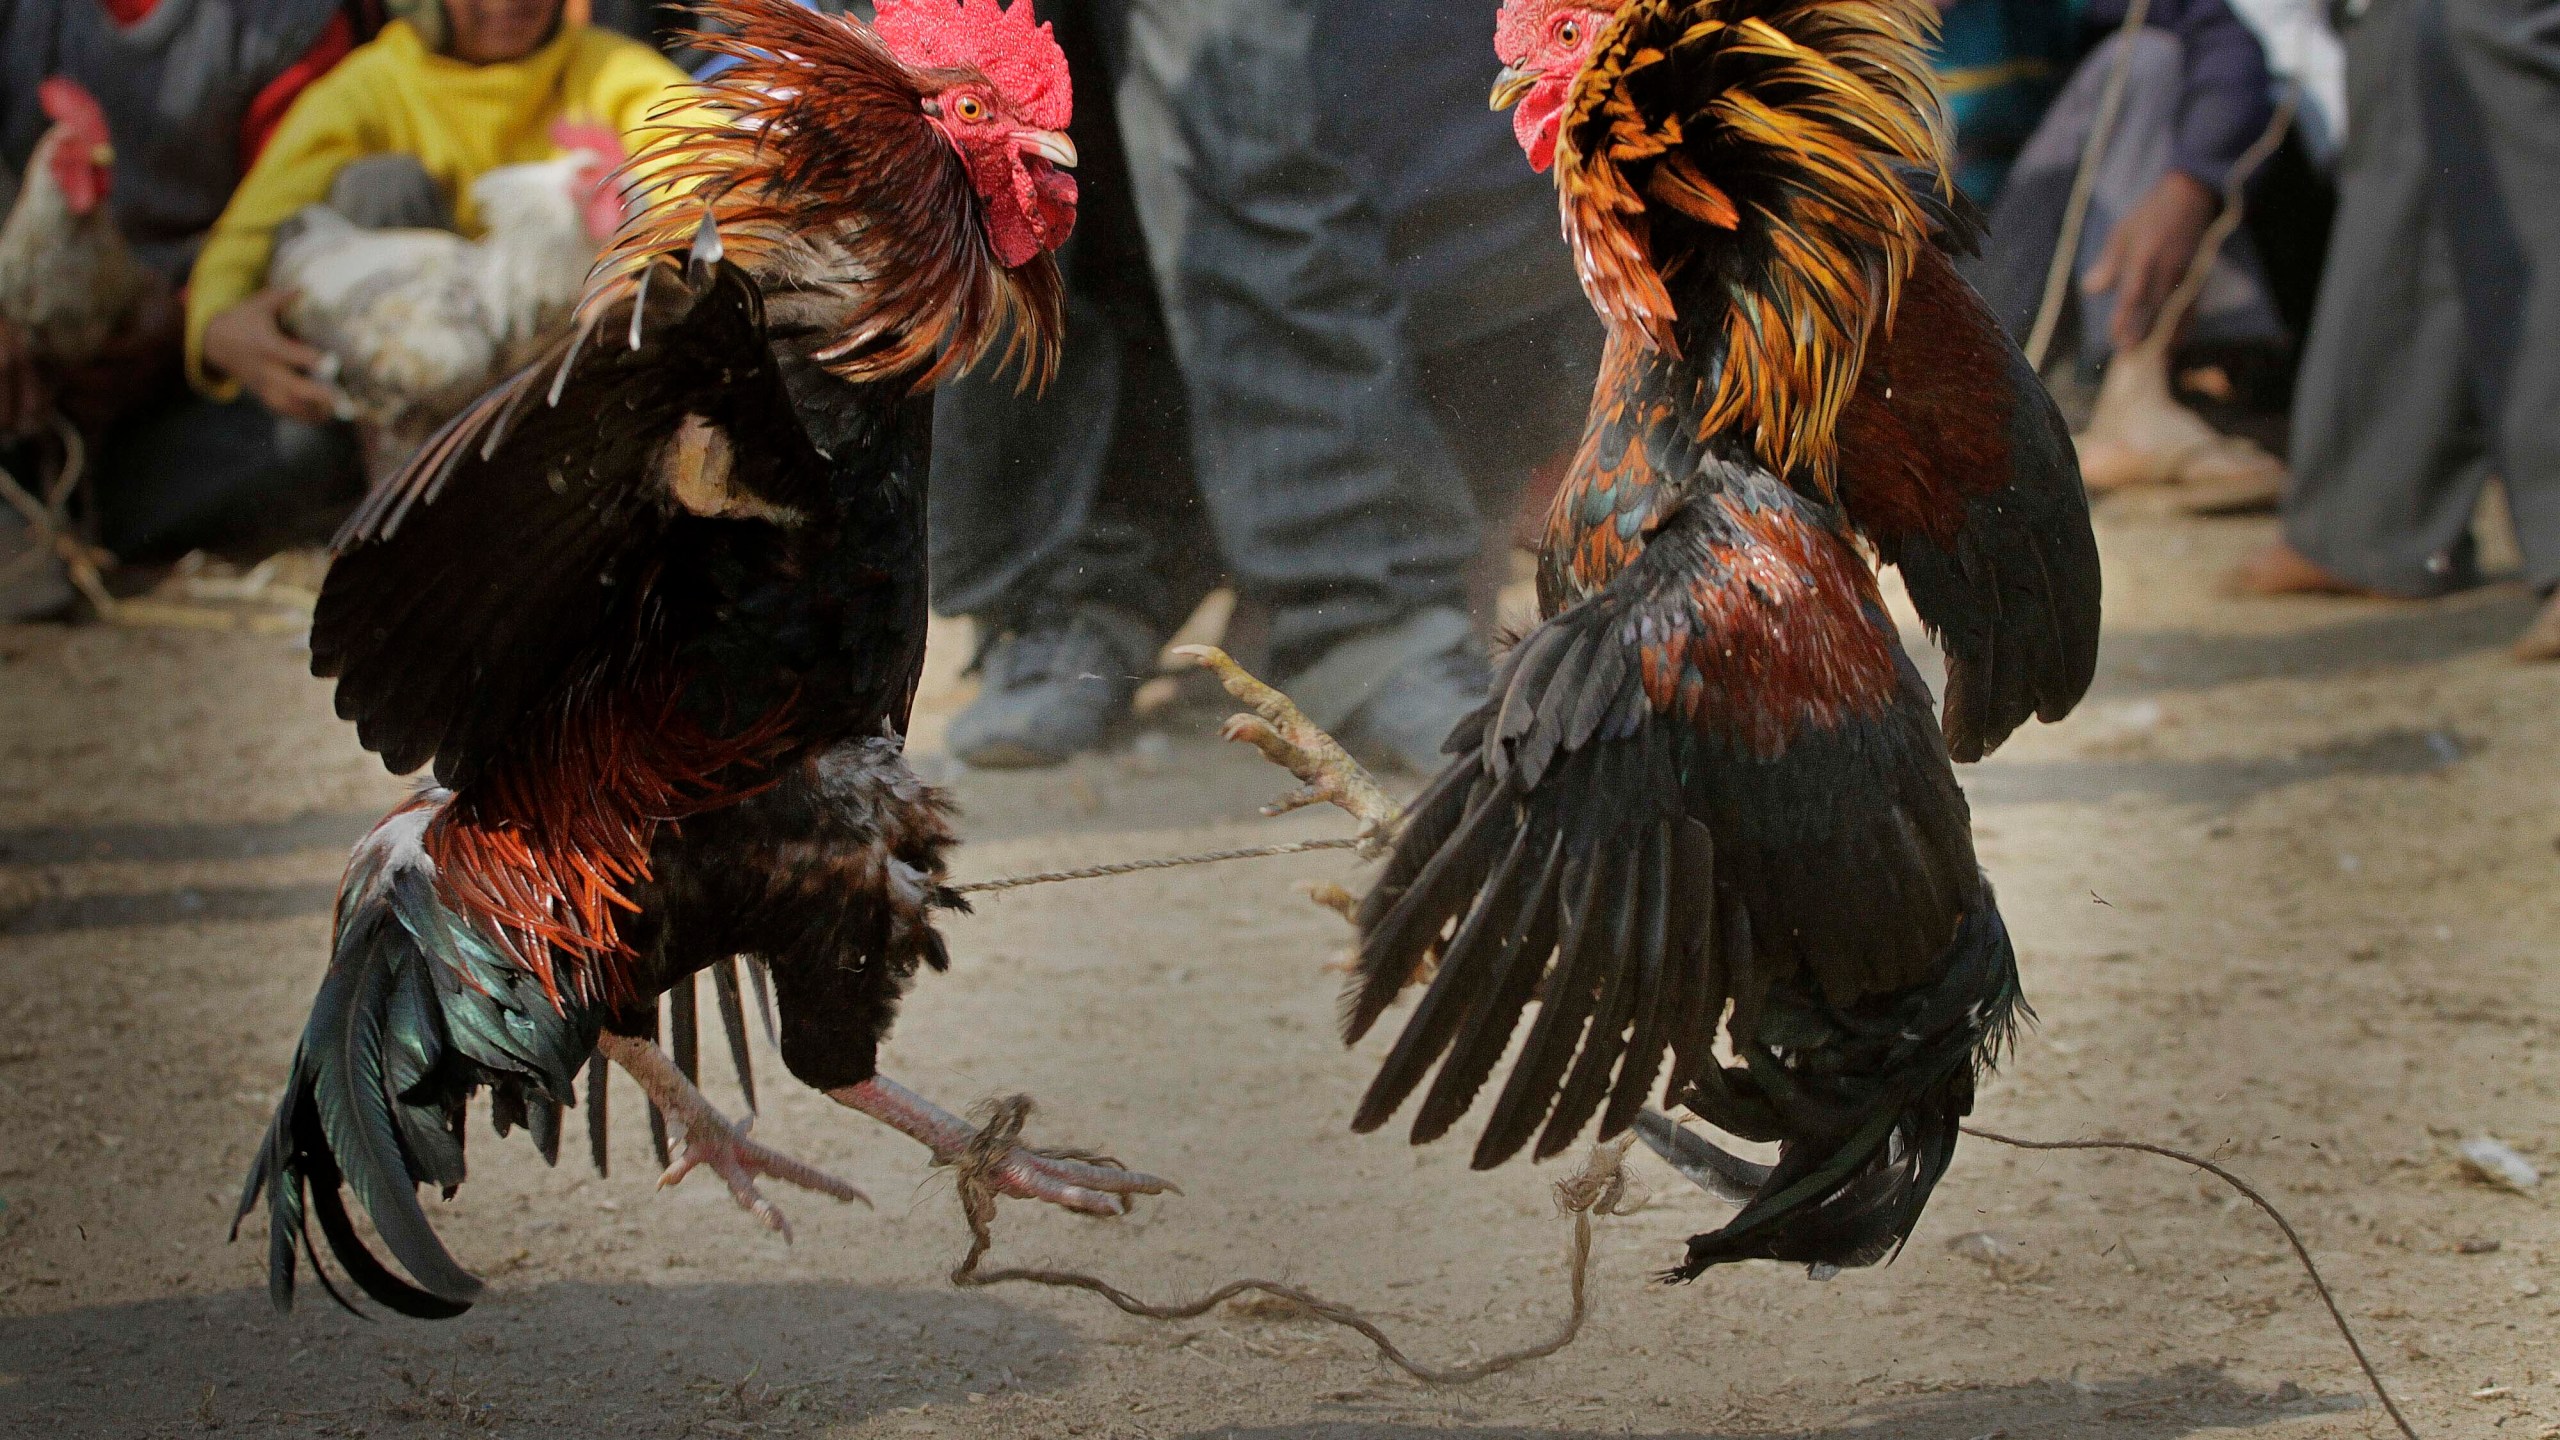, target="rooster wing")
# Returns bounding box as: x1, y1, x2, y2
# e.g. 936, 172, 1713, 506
1351, 457, 2011, 1266
1837, 242, 2102, 763
312, 252, 825, 789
